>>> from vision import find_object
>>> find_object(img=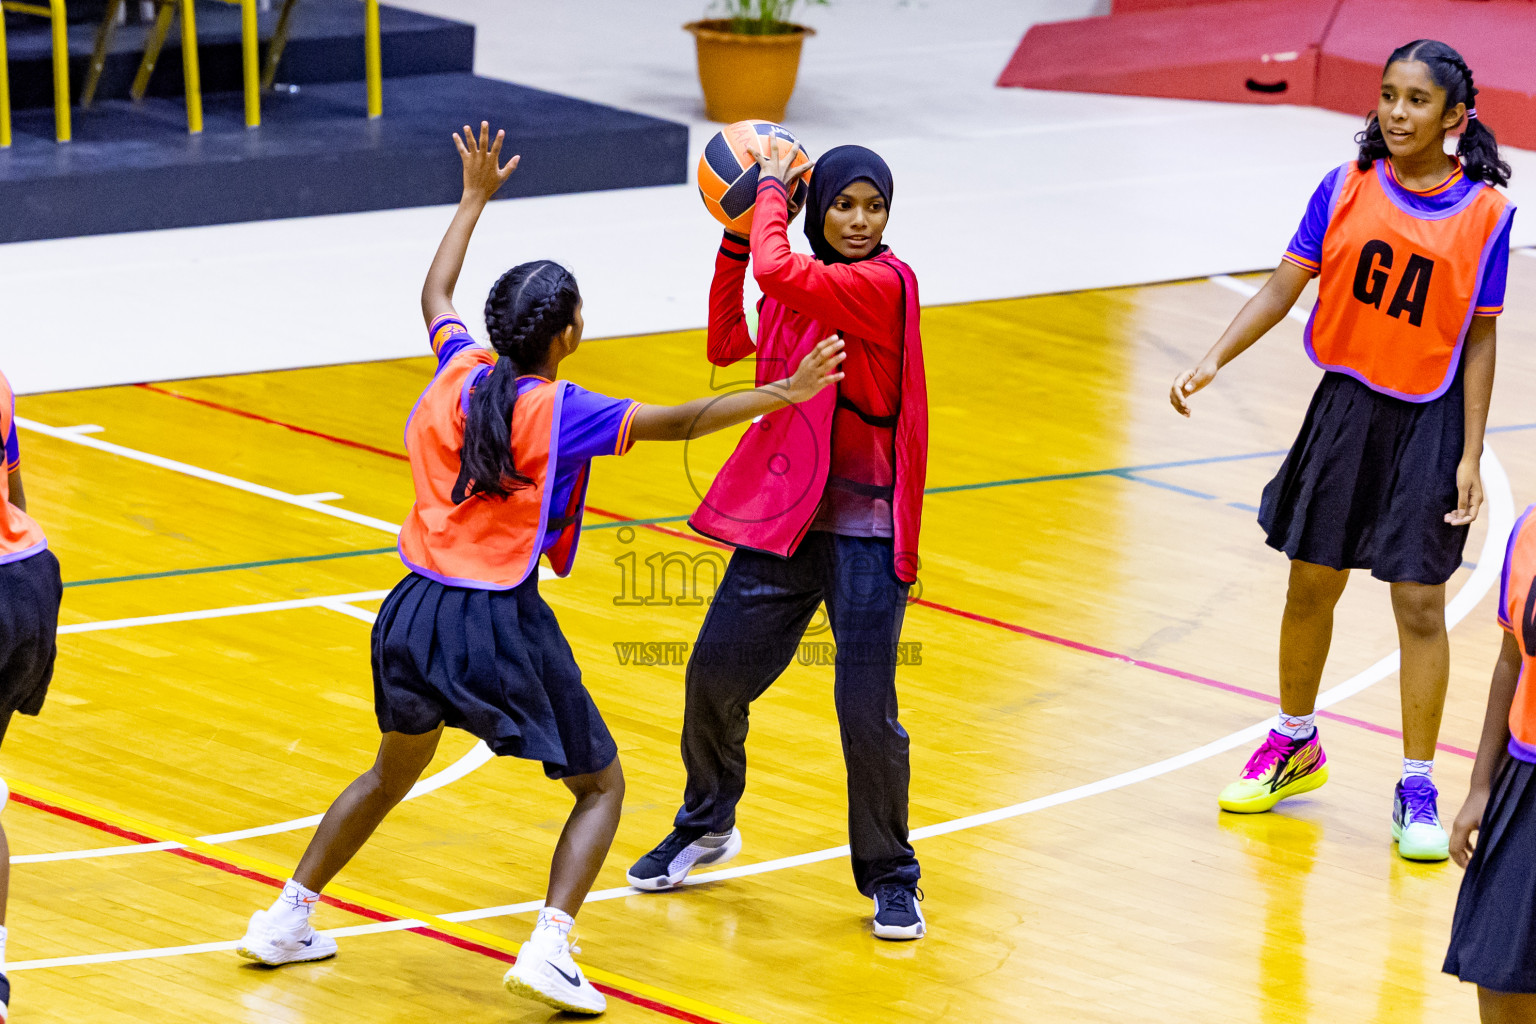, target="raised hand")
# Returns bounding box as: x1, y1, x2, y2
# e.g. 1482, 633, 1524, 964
748, 139, 816, 191
784, 336, 846, 403
454, 121, 519, 203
